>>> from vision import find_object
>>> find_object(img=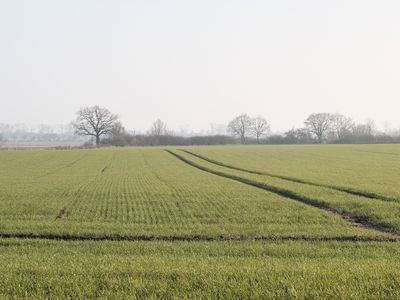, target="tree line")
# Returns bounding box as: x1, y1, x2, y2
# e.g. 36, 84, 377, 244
226, 112, 387, 145
1, 106, 399, 147
70, 106, 400, 147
